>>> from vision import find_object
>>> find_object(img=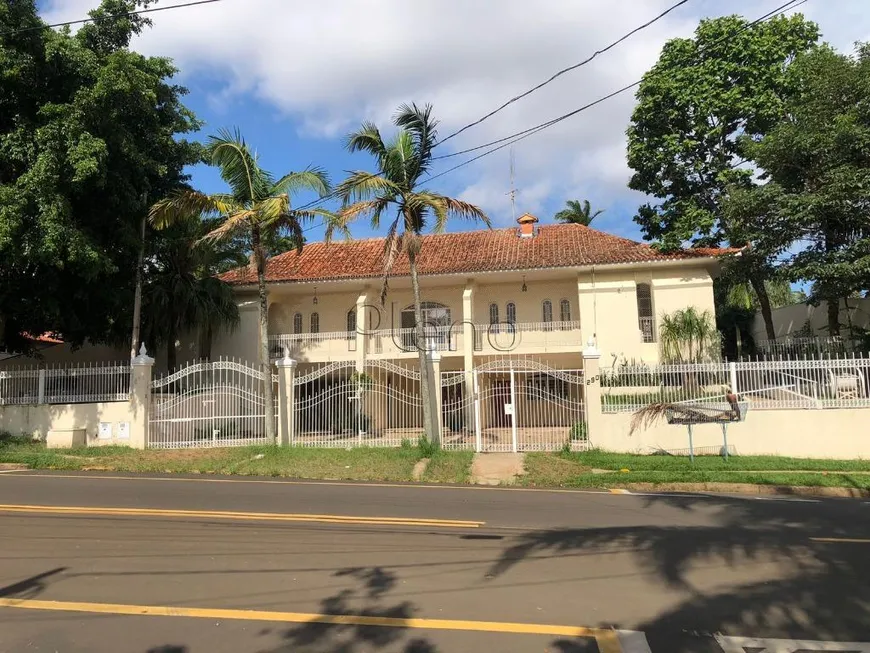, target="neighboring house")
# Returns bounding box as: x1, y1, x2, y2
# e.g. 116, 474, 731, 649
214, 214, 729, 372
751, 298, 870, 350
